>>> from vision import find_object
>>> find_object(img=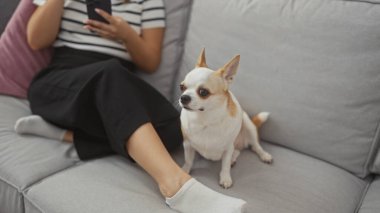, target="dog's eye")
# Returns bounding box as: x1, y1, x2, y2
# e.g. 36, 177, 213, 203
198, 88, 210, 98
180, 84, 186, 92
